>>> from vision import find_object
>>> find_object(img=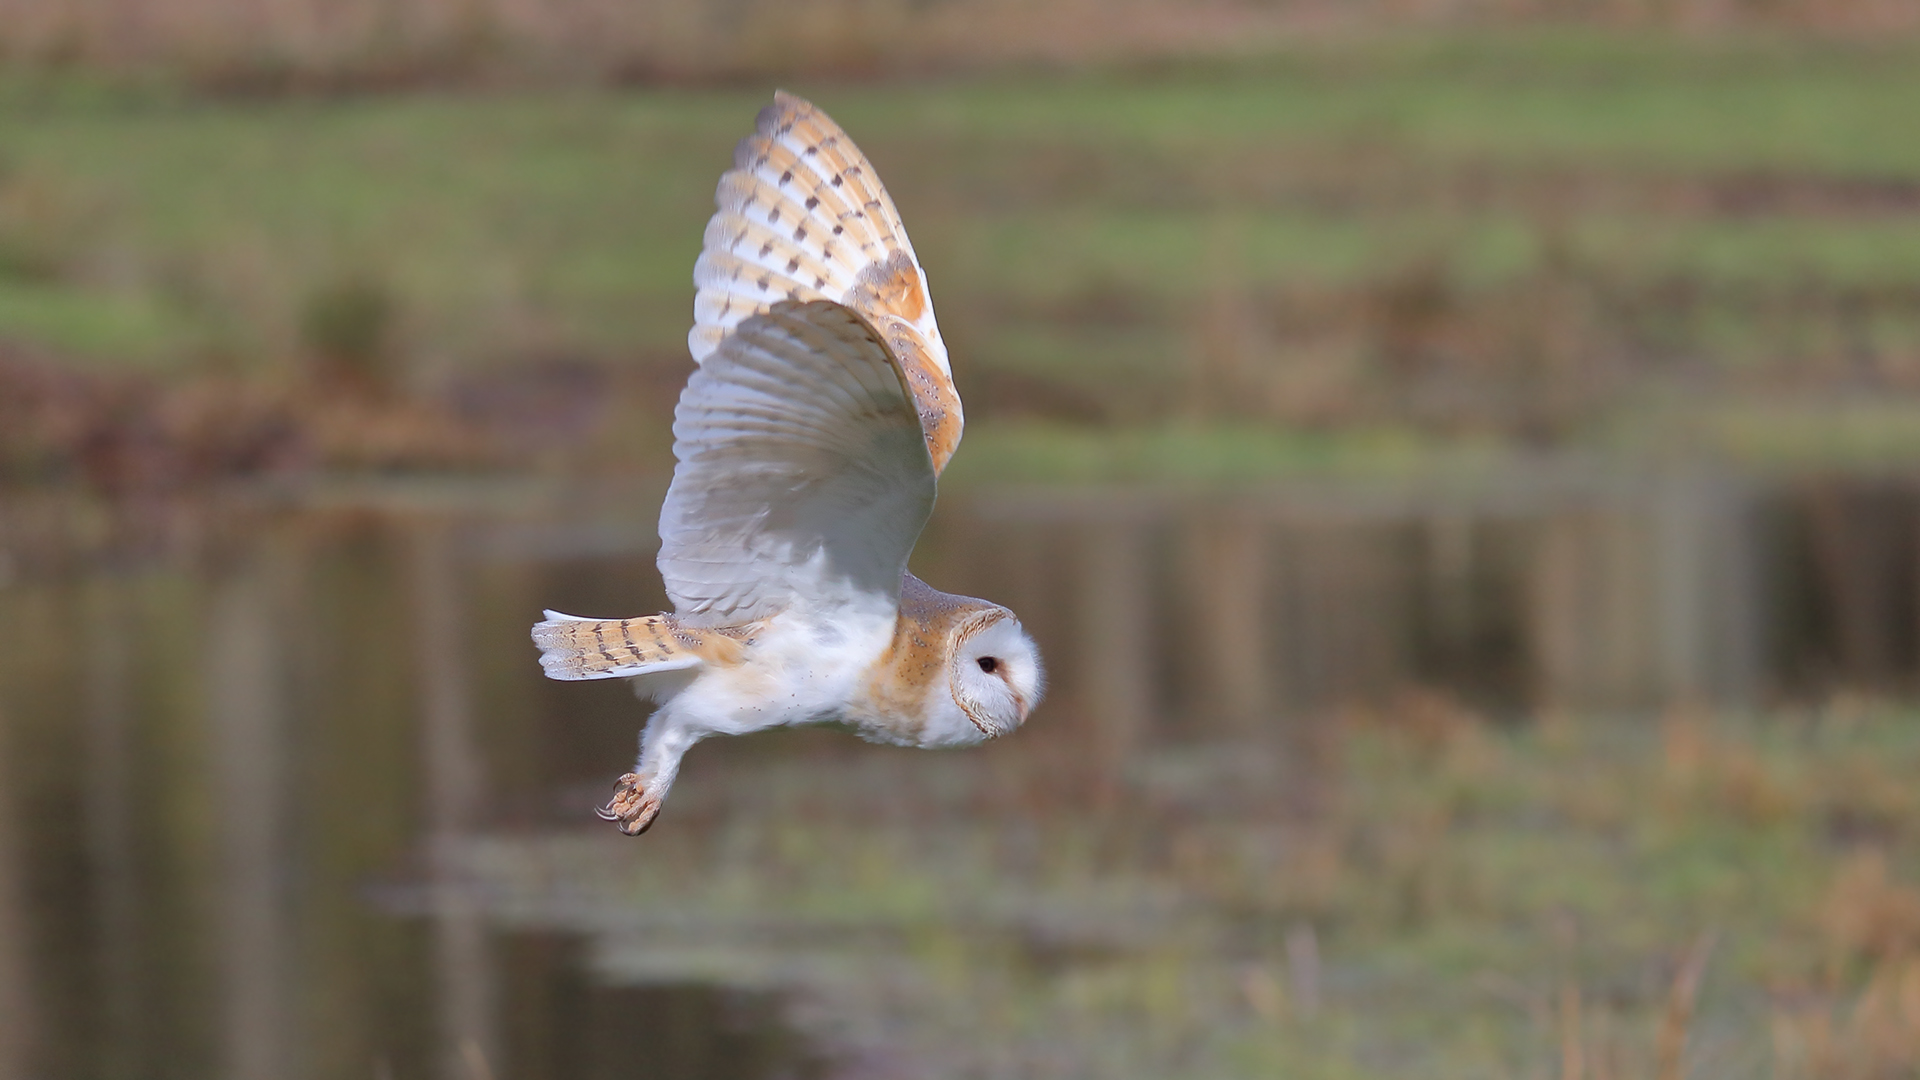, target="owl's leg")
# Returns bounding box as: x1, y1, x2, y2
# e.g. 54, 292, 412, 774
597, 706, 702, 835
